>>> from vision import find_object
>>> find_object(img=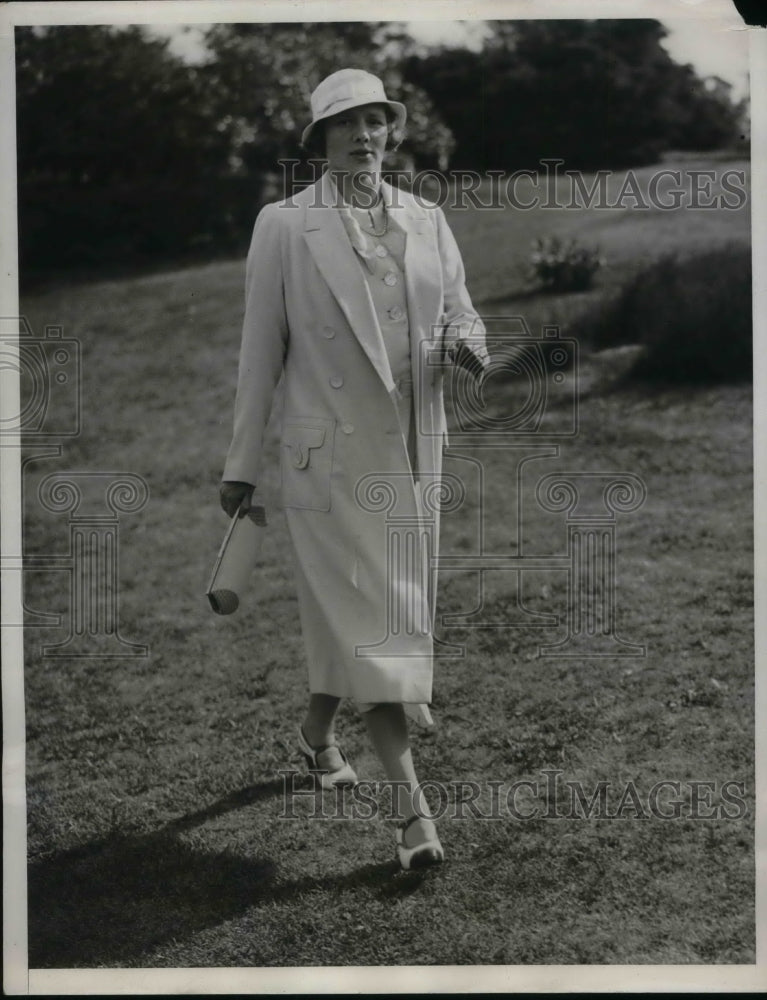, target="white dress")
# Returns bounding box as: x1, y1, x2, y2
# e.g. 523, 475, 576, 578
323, 199, 434, 728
